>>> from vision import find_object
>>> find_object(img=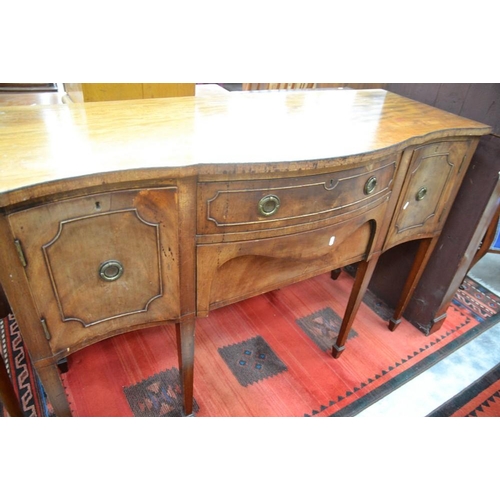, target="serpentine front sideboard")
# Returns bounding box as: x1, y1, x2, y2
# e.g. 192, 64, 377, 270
0, 89, 491, 416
